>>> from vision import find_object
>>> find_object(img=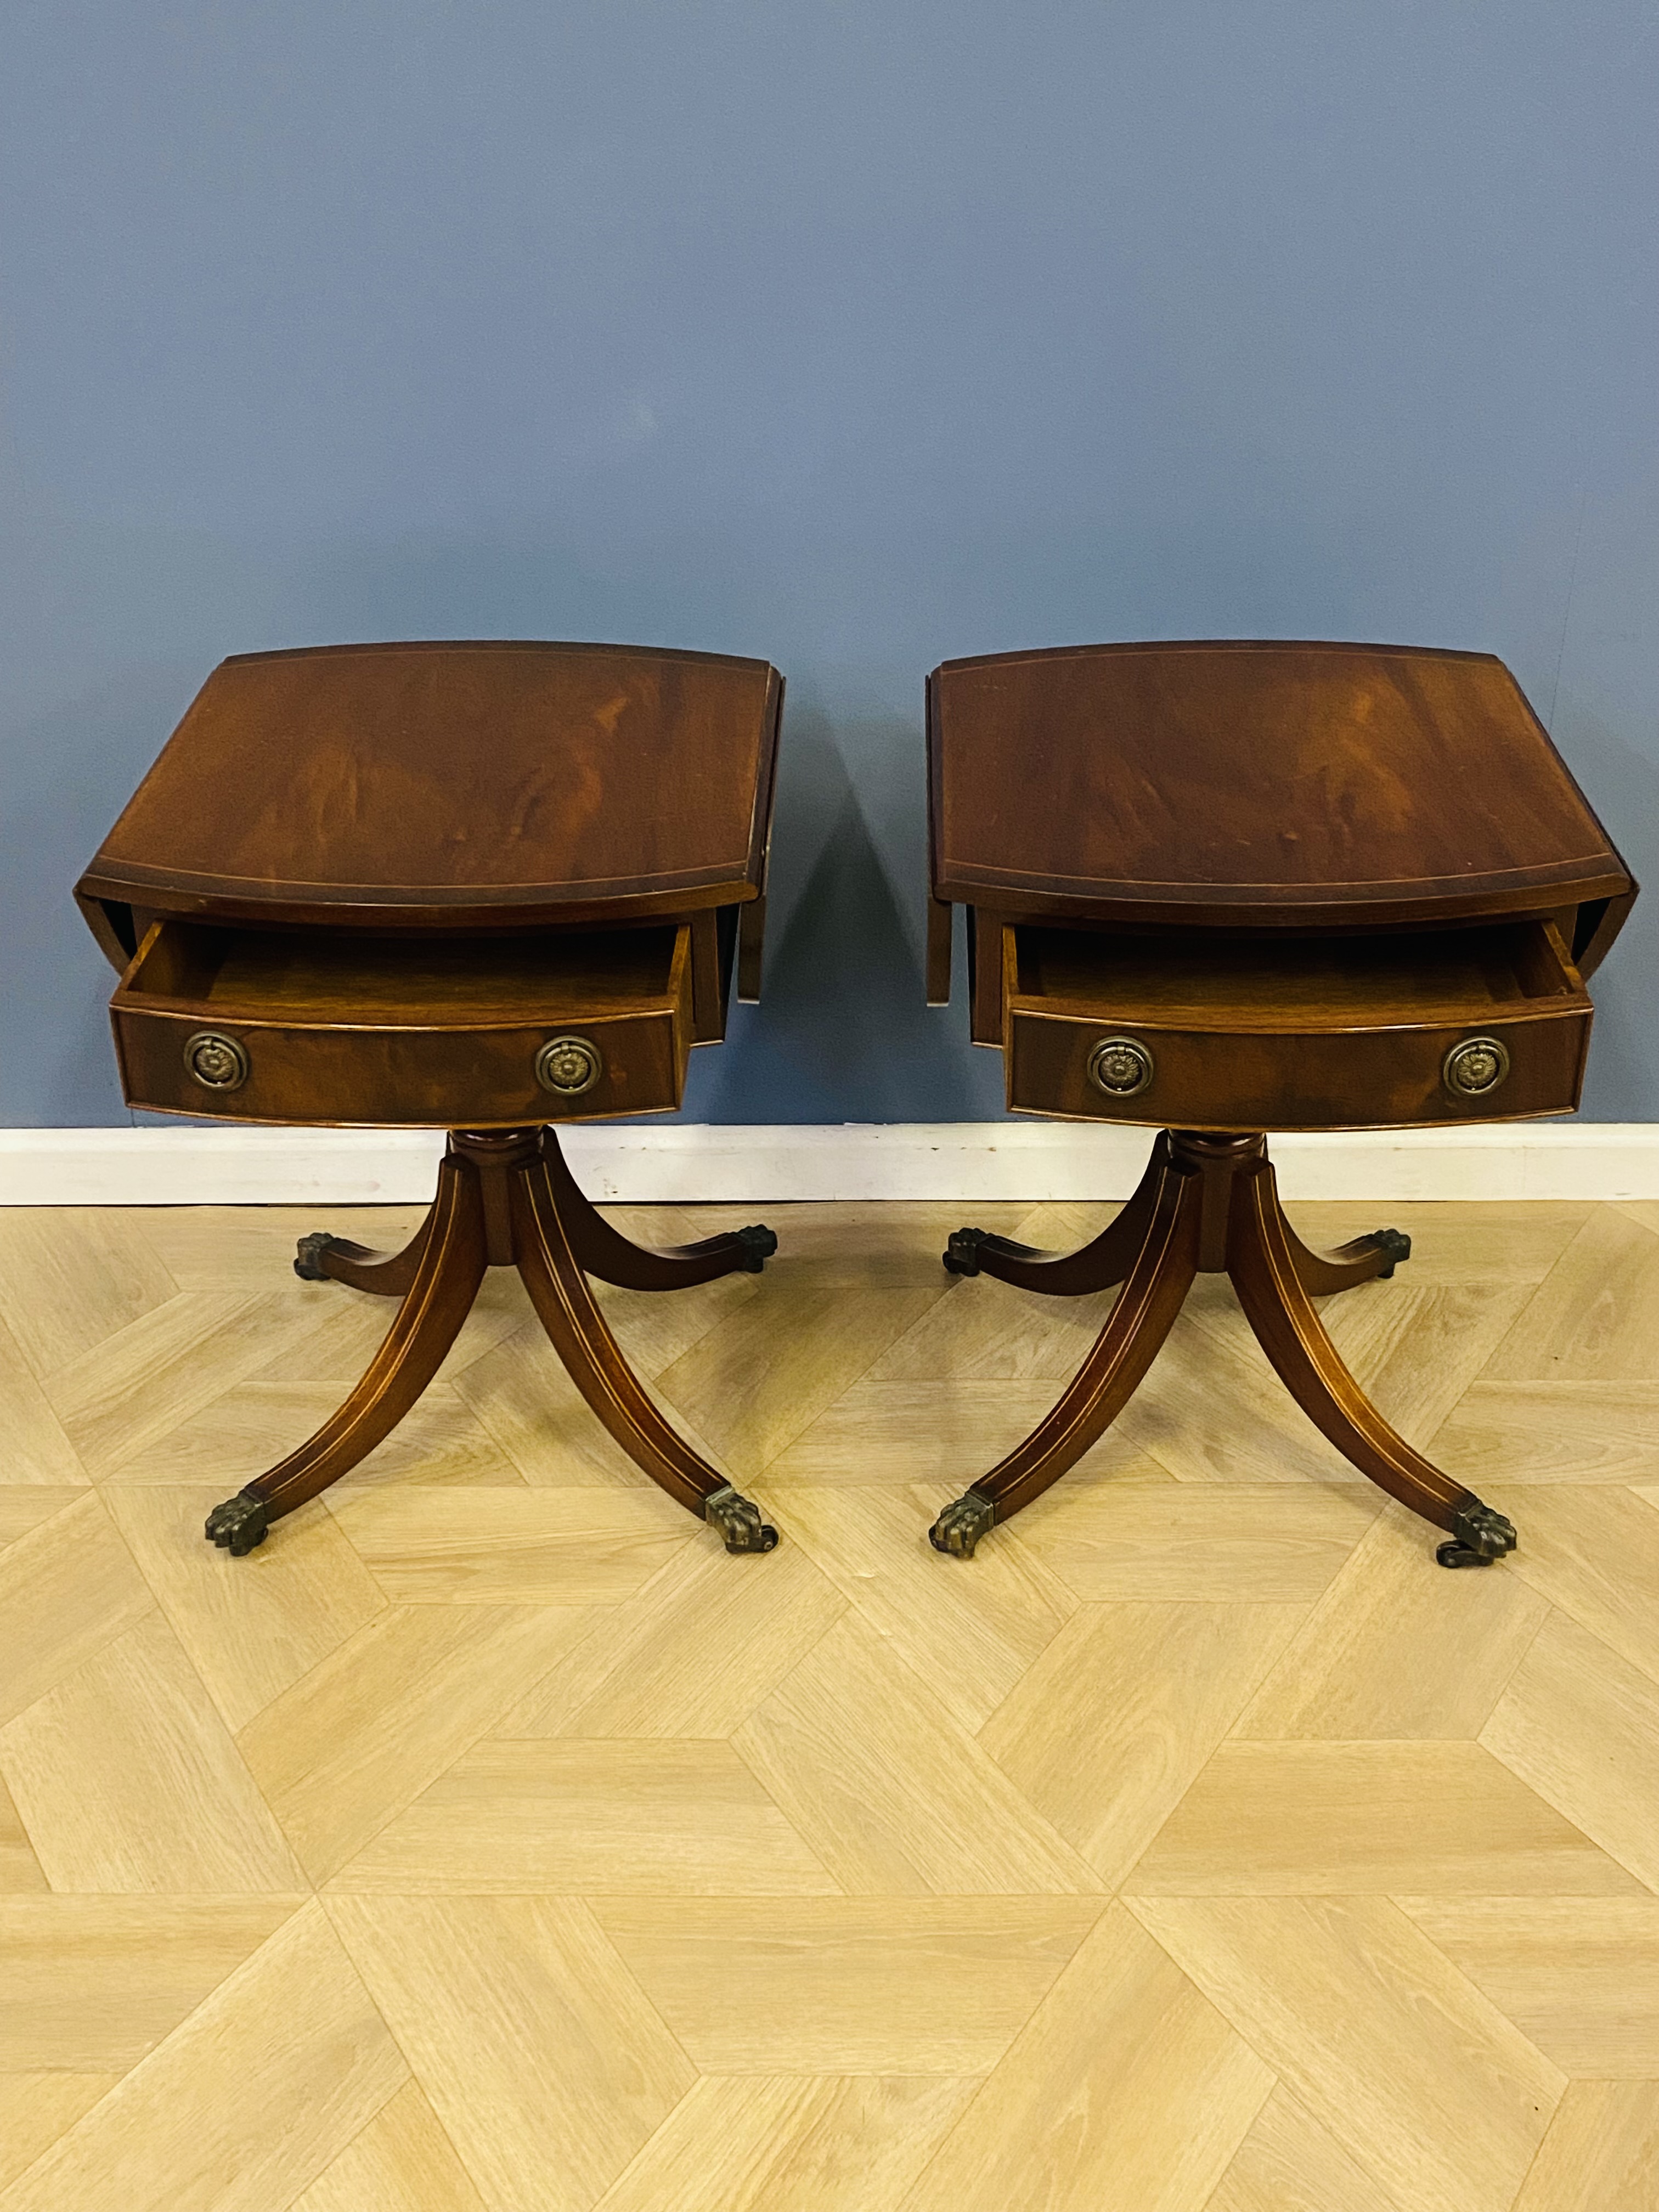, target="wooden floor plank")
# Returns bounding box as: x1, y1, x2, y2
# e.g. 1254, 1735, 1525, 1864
0, 1488, 95, 1548
0, 1210, 178, 1380
0, 1895, 302, 2067
0, 2077, 122, 2194
290, 2077, 488, 2212
862, 1272, 1121, 1385
591, 1898, 1103, 2073
1114, 1291, 1368, 1486
328, 1737, 838, 1894
1397, 1895, 1659, 2076
0, 1900, 407, 2212
105, 1486, 387, 1733
1321, 1279, 1538, 1443
1482, 1609, 1659, 1893
1484, 1481, 1659, 1690
1481, 1210, 1659, 1383
1232, 1508, 1551, 1740
1284, 1201, 1594, 1285
655, 1282, 946, 1477
1430, 1380, 1659, 1483
979, 1603, 1304, 1888
114, 1379, 525, 1491
236, 1600, 600, 1882
1203, 2084, 1401, 2212
42, 1293, 297, 1480
452, 1318, 673, 1487
1013, 1478, 1379, 1602
329, 1894, 696, 2212
0, 1773, 45, 1893
1127, 1741, 1639, 1894
775, 1485, 1079, 1734
898, 1901, 1273, 2212
592, 2076, 980, 2212
766, 1378, 1098, 1486
0, 1615, 304, 1893
696, 1202, 1030, 1288
283, 1290, 498, 1390
0, 1491, 155, 1730
732, 1614, 1103, 1895
0, 1315, 88, 1486
133, 1206, 427, 1291
1509, 2081, 1659, 2212
1126, 1894, 1564, 2212
592, 1264, 765, 1381
500, 1536, 848, 1739
328, 1485, 694, 1604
